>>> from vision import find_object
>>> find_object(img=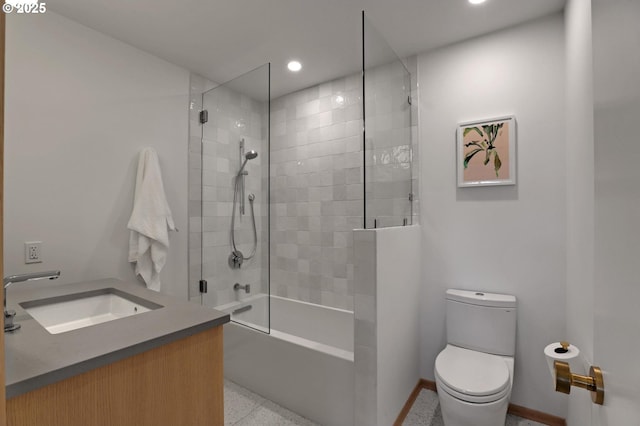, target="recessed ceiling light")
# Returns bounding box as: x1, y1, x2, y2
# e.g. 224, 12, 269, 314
469, 0, 486, 4
287, 61, 302, 72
